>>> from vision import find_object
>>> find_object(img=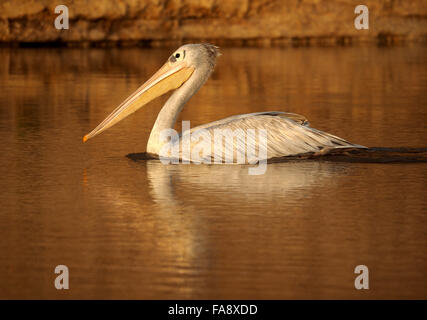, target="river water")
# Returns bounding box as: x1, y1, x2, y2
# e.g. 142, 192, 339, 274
0, 45, 426, 299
